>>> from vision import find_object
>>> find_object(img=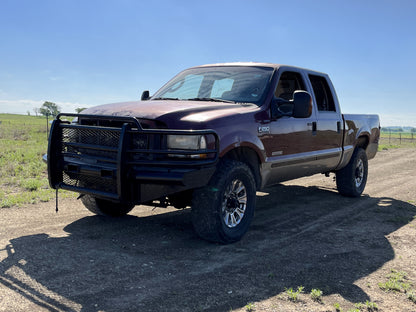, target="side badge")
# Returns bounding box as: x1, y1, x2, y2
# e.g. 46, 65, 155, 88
258, 126, 270, 134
